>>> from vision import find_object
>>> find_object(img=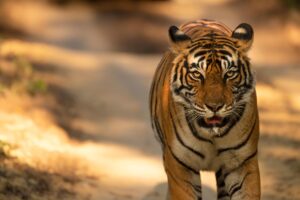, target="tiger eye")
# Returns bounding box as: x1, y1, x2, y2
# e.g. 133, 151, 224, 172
226, 71, 234, 77
193, 71, 201, 77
